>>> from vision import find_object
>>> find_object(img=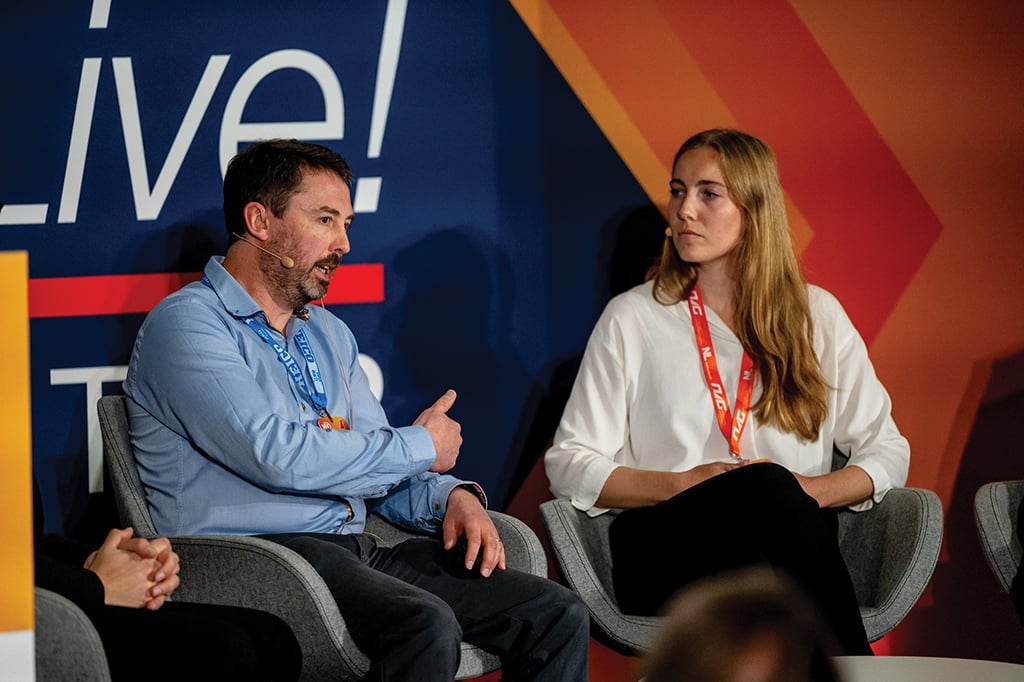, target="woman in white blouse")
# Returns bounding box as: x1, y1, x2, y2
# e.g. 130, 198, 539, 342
545, 128, 909, 655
